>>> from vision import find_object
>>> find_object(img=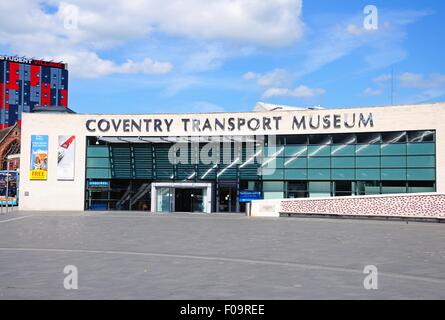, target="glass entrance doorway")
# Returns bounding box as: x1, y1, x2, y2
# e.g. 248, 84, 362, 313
152, 183, 212, 213
218, 185, 237, 213
175, 188, 204, 213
